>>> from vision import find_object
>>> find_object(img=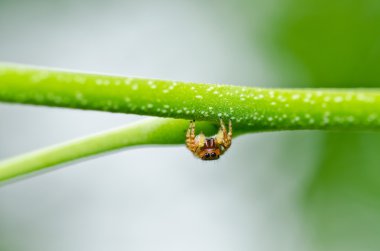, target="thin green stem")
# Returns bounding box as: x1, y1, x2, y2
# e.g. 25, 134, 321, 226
1, 63, 380, 132
0, 118, 226, 182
